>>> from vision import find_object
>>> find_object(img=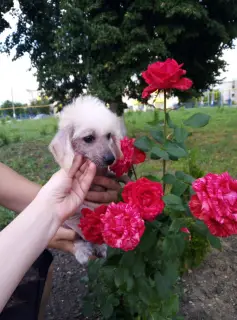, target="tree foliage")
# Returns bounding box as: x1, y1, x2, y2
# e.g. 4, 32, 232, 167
0, 0, 13, 33
1, 0, 237, 113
